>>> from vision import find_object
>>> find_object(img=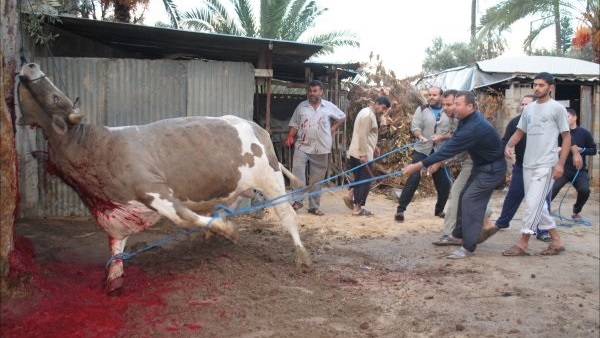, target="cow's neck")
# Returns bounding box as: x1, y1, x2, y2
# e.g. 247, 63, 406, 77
45, 123, 111, 167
